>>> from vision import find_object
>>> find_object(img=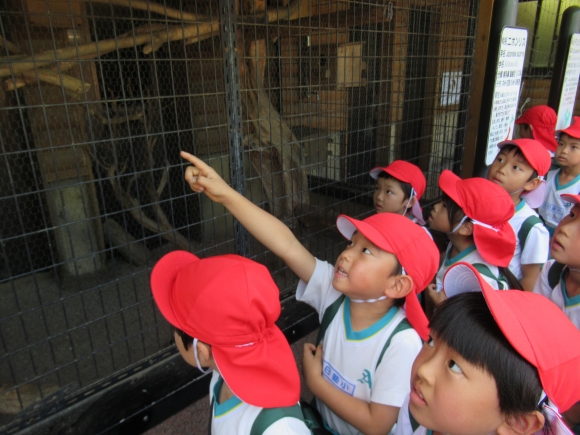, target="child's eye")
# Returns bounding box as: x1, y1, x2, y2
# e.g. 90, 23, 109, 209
497, 157, 504, 163
426, 336, 434, 347
386, 190, 393, 195
448, 360, 463, 374
347, 240, 354, 247
513, 165, 521, 171
362, 248, 372, 255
